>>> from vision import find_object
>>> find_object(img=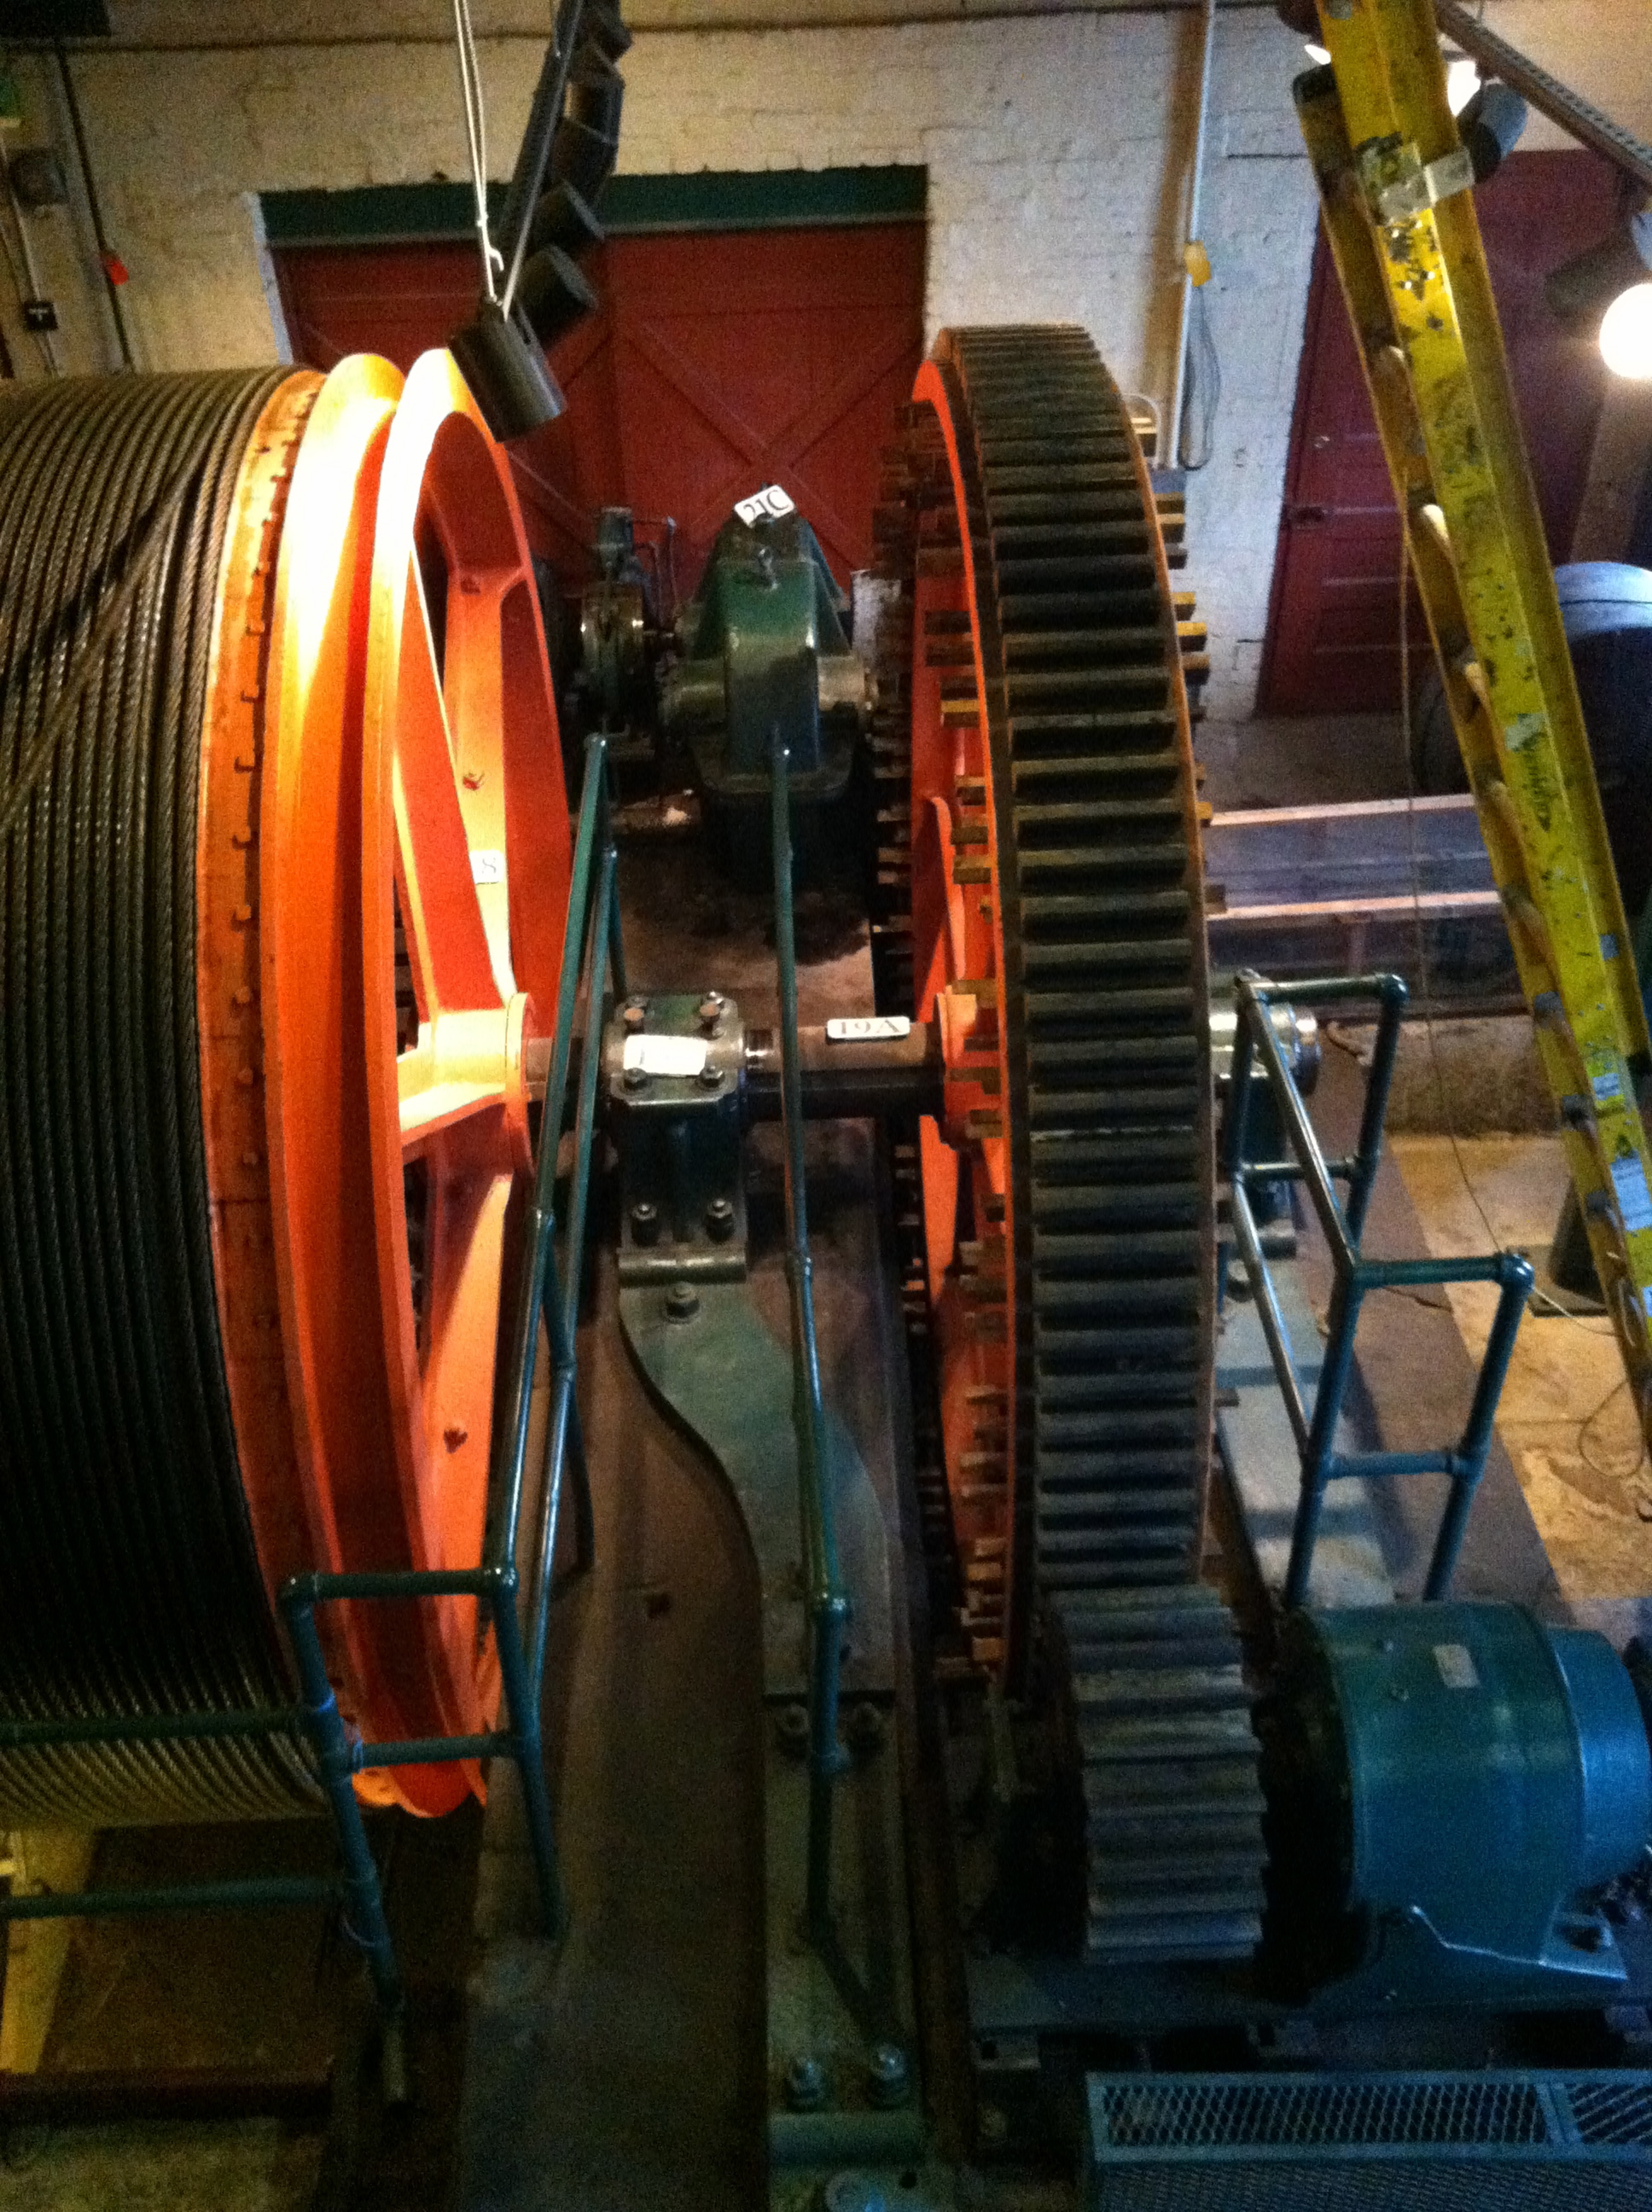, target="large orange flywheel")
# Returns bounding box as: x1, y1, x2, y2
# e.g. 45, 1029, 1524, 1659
0, 351, 571, 1831
250, 352, 573, 1813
